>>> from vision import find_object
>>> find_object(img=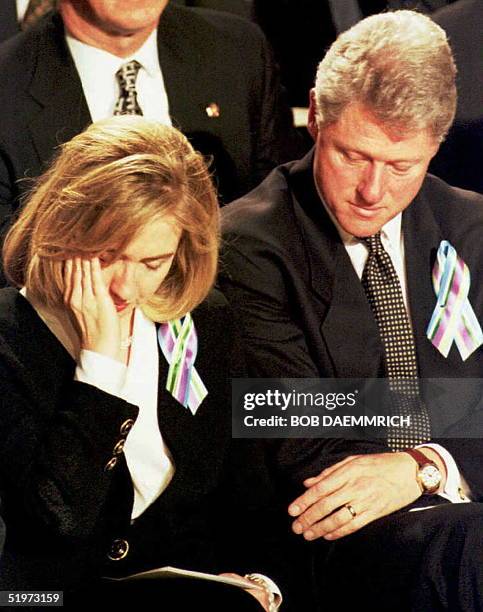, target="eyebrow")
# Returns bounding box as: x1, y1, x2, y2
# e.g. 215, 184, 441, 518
338, 143, 422, 164
139, 253, 175, 263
